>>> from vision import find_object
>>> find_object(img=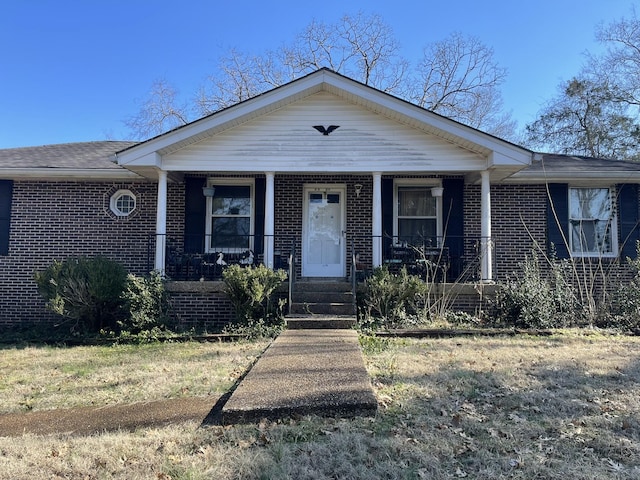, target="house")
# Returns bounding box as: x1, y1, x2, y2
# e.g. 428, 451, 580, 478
1, 68, 640, 330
